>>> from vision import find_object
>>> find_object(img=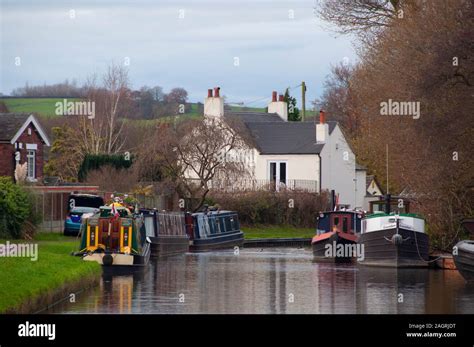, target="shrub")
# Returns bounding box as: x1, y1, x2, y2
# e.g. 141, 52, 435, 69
208, 190, 331, 228
0, 177, 38, 239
